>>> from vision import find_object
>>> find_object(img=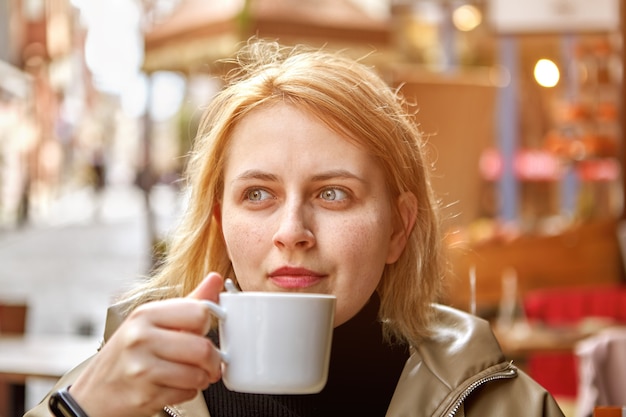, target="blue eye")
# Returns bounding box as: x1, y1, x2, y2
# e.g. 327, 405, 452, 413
246, 189, 272, 201
320, 188, 347, 201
